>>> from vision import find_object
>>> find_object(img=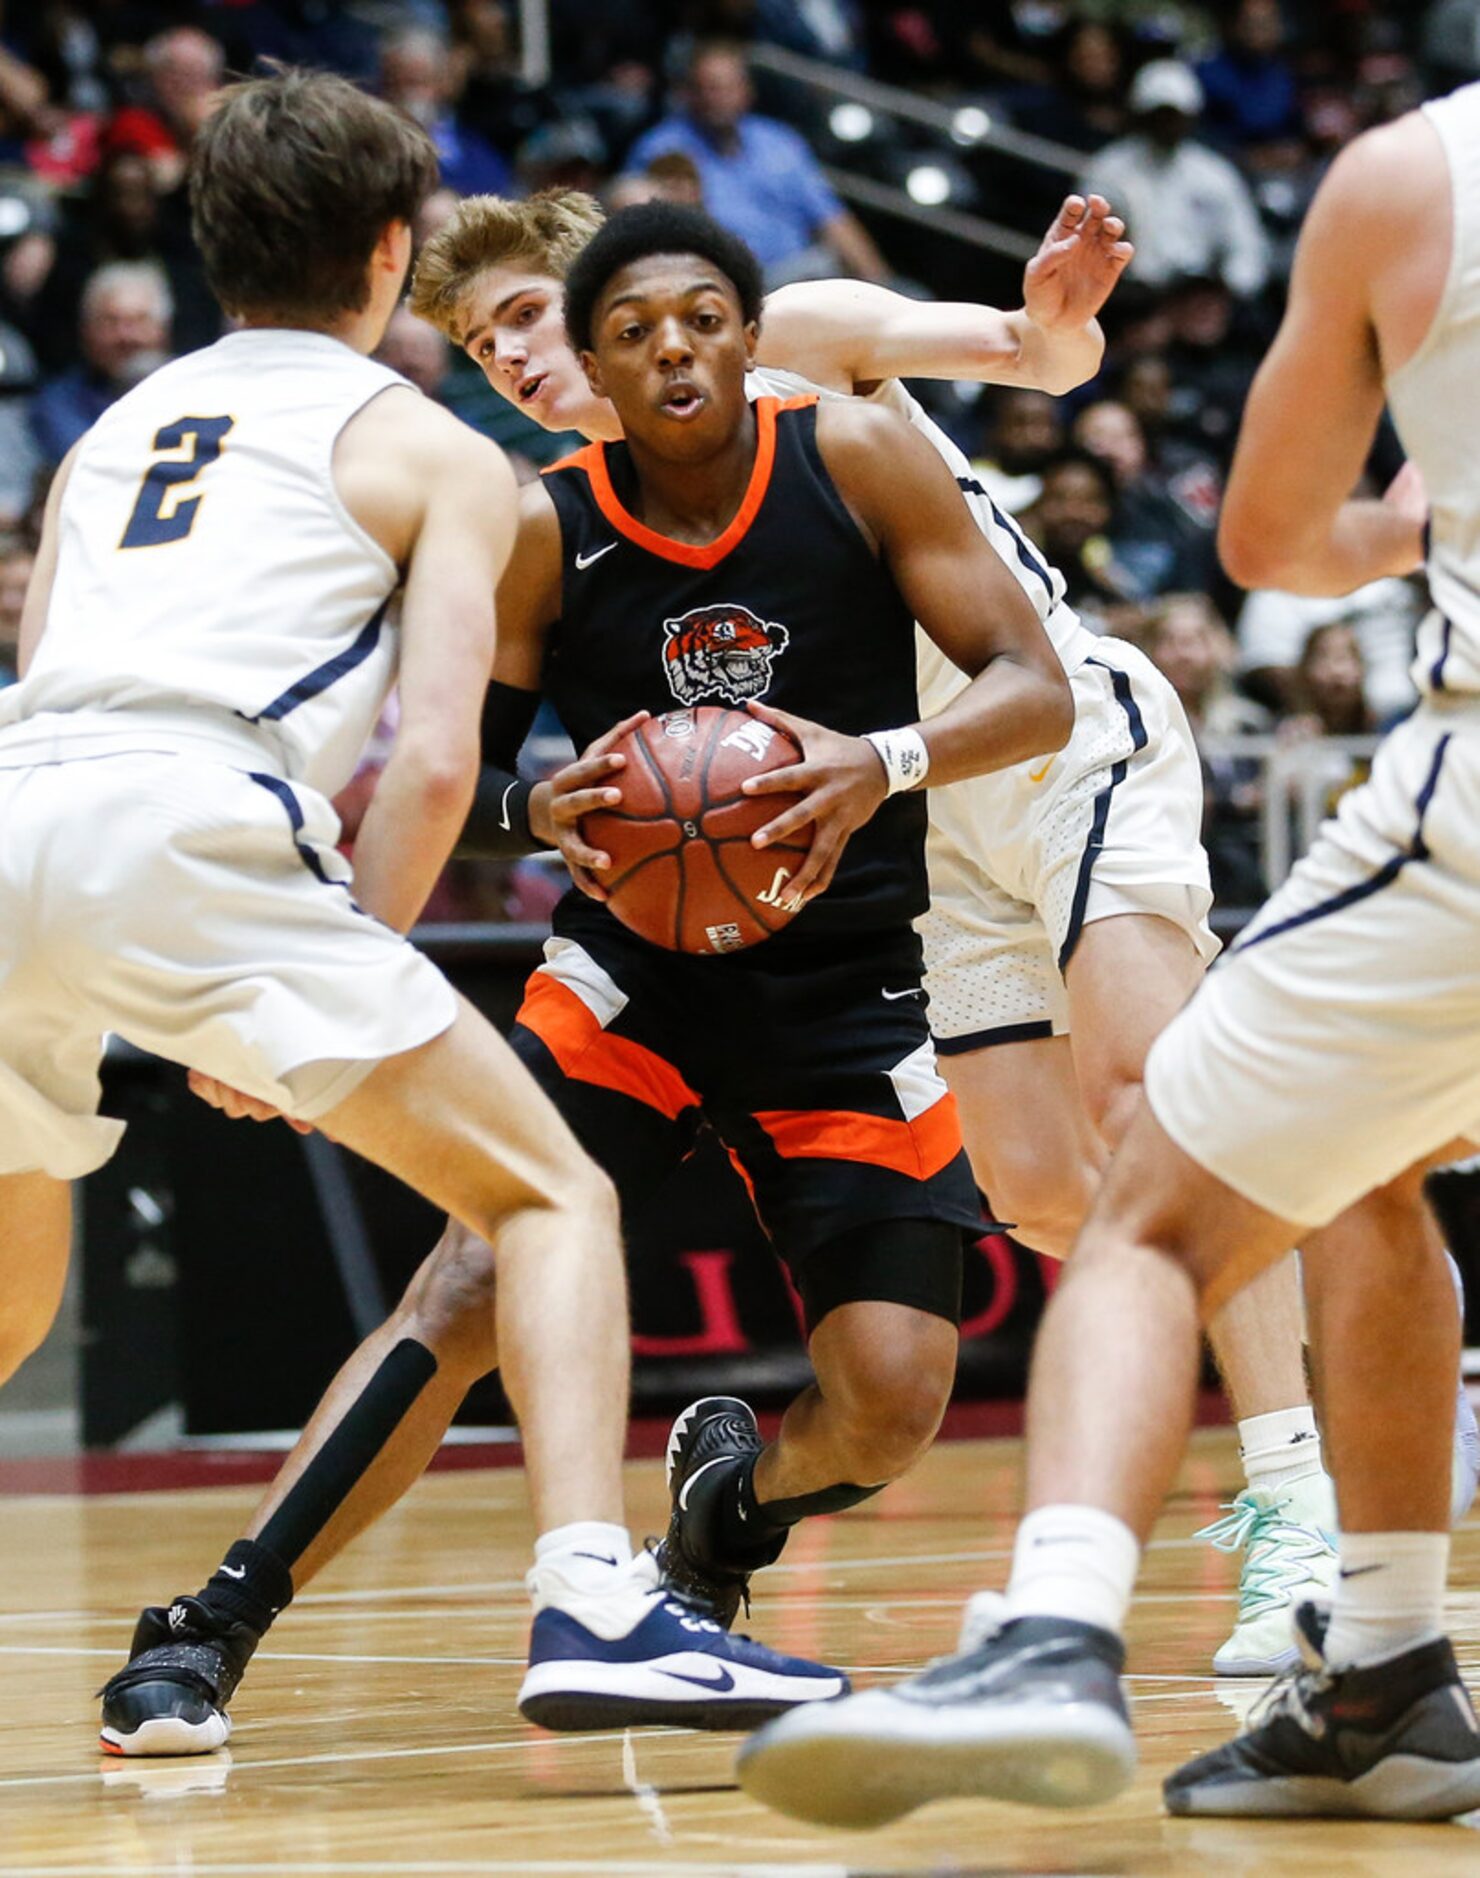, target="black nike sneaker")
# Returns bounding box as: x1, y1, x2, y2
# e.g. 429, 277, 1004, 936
1165, 1601, 1480, 1820
737, 1591, 1134, 1828
98, 1596, 259, 1756
658, 1396, 787, 1628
